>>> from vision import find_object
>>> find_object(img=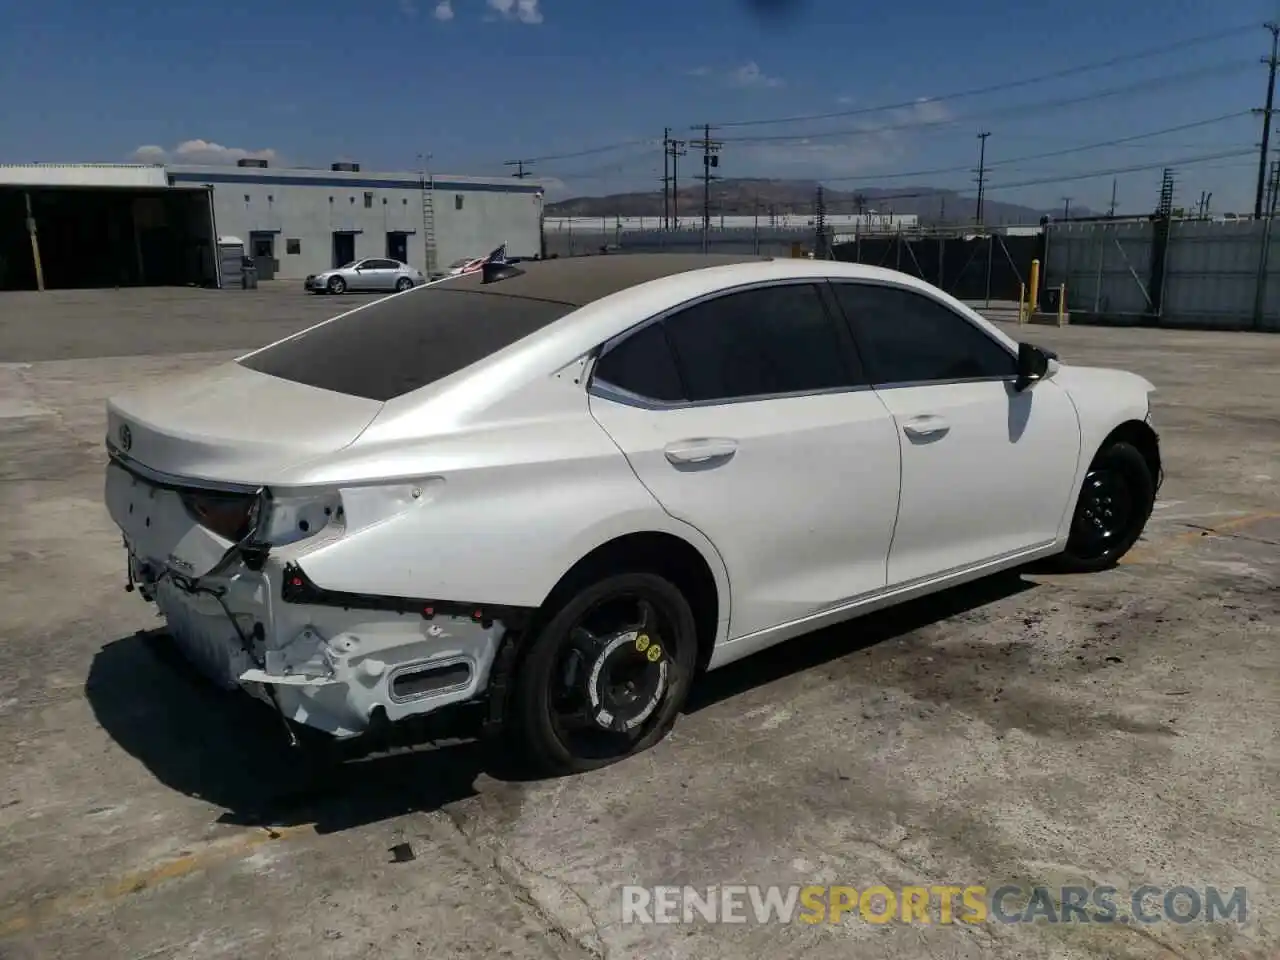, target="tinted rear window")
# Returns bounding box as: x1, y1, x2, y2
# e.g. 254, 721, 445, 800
239, 287, 576, 401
